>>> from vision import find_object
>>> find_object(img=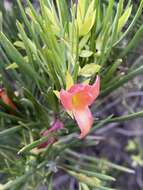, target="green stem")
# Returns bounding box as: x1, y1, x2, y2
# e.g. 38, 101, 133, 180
18, 133, 56, 154
0, 126, 22, 137
100, 65, 143, 97
106, 111, 143, 123
65, 149, 134, 174
120, 24, 143, 57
